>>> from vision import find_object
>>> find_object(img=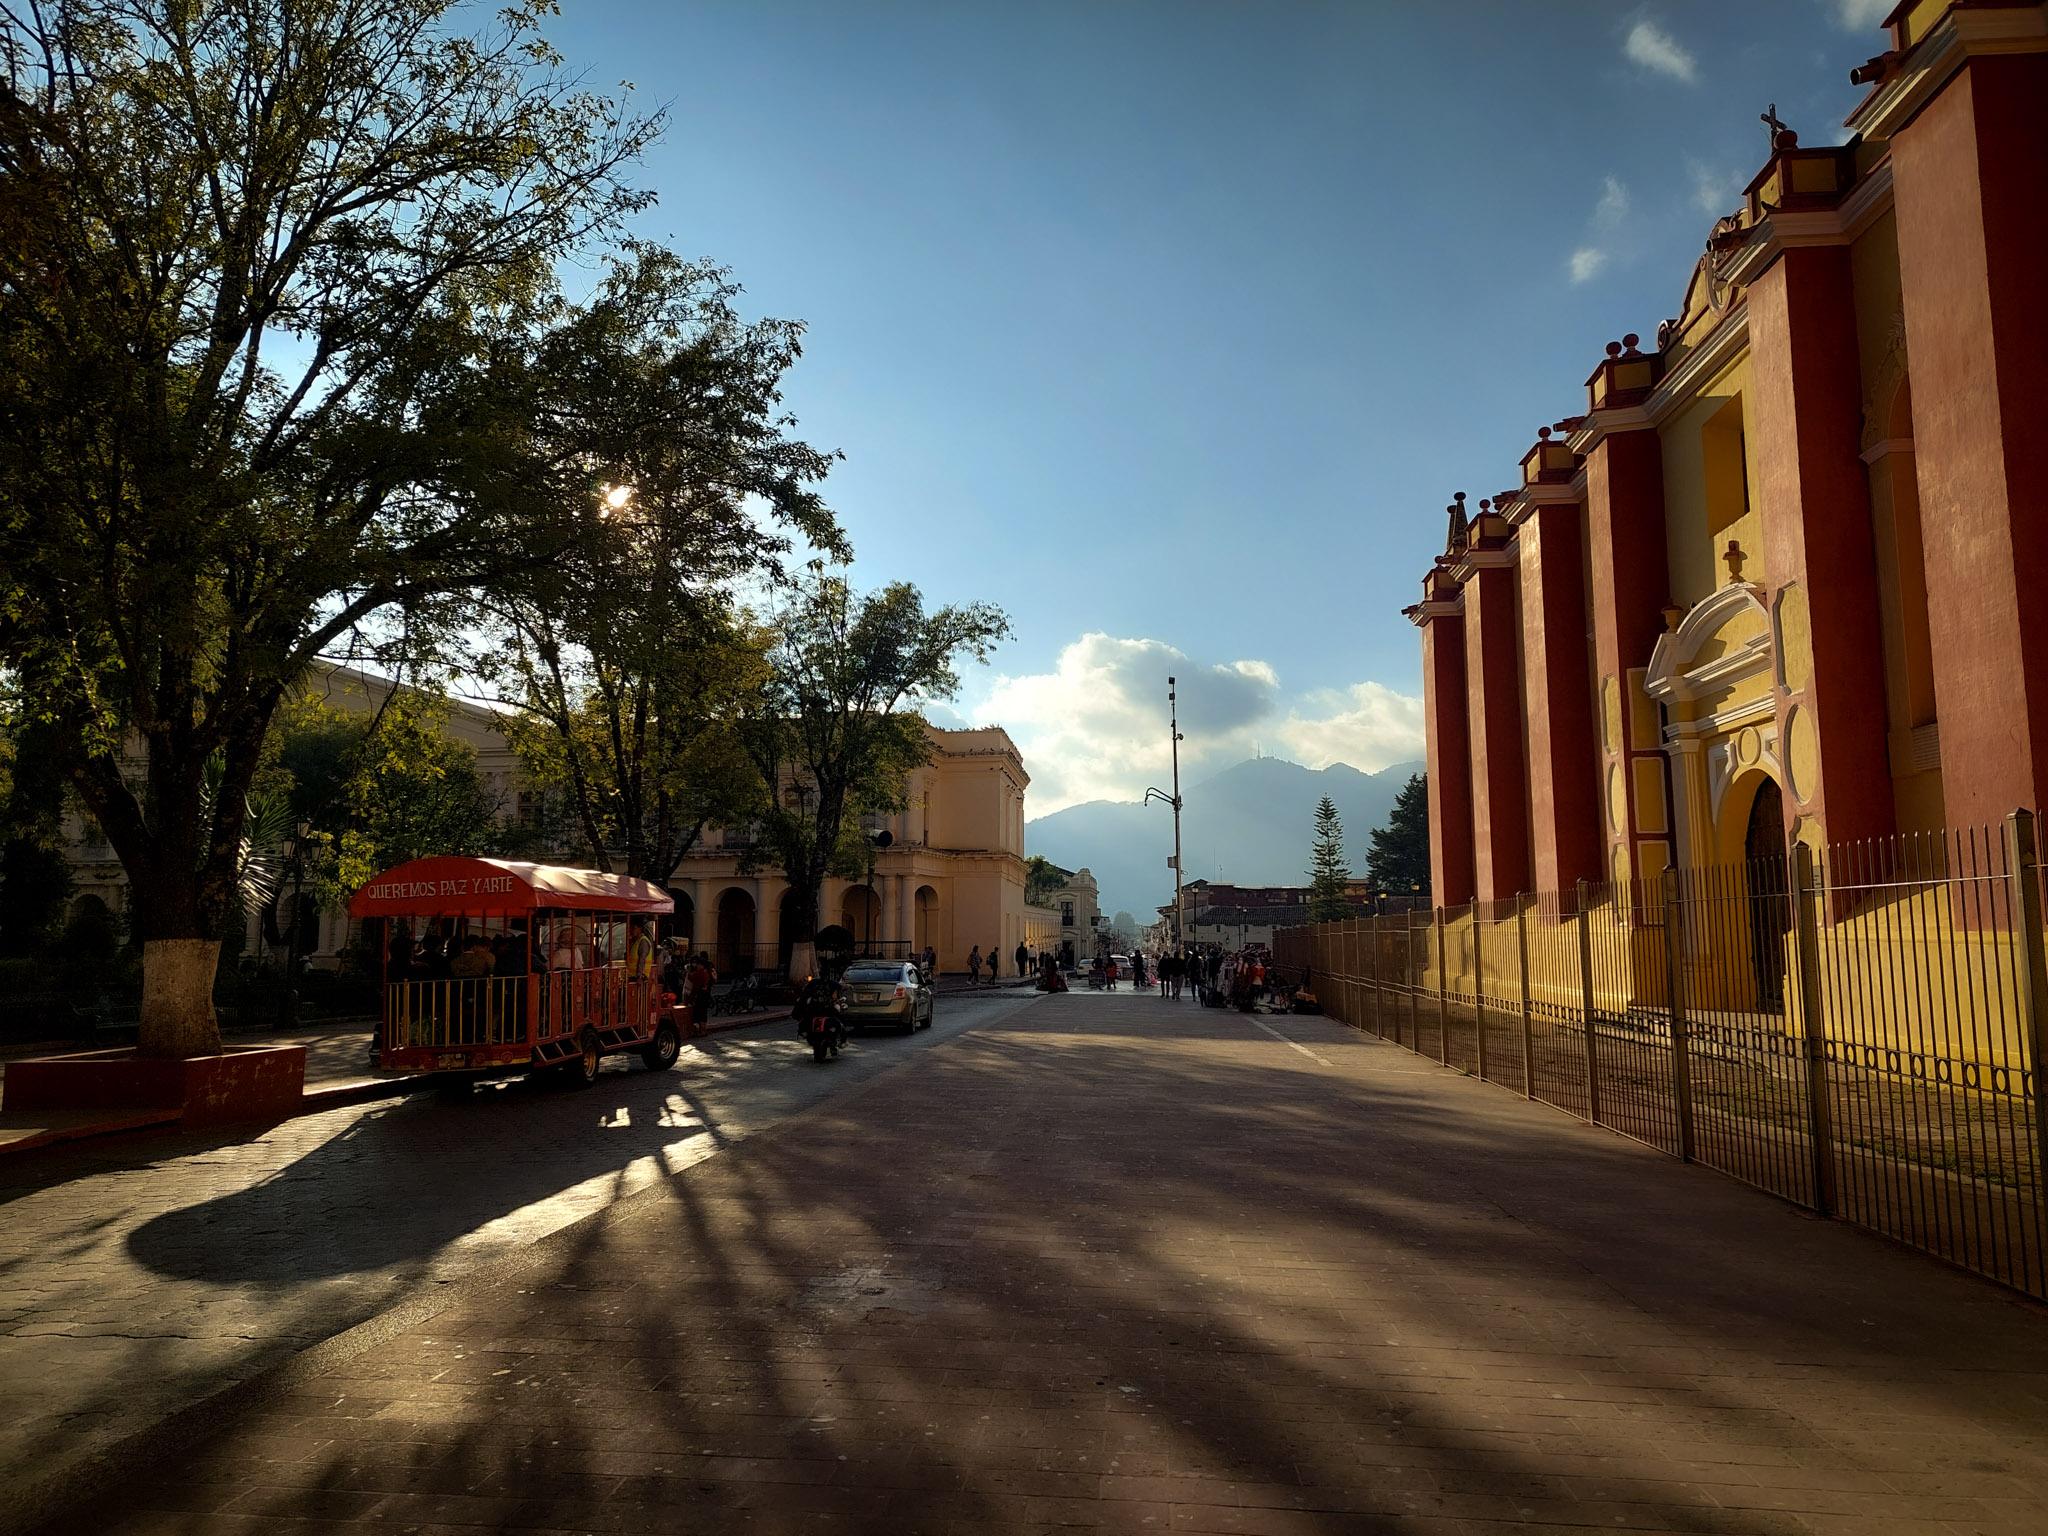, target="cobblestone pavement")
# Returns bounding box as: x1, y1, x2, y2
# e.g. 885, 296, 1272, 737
24, 990, 2048, 1535
0, 994, 1030, 1529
